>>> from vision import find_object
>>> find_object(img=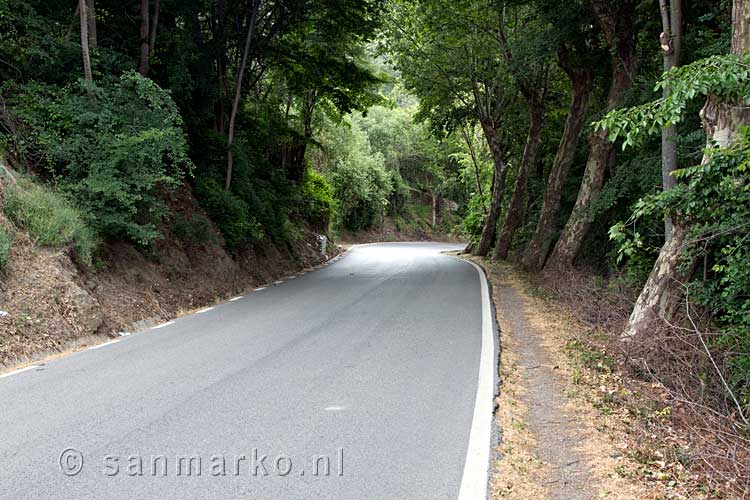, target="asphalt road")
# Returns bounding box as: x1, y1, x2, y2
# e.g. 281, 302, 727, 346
0, 242, 494, 500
